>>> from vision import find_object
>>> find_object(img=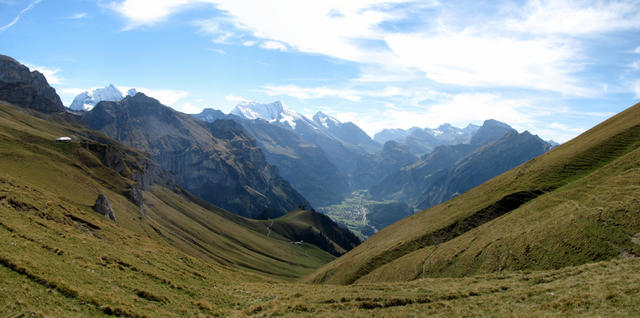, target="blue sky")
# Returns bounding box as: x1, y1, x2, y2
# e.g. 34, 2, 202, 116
1, 0, 640, 142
